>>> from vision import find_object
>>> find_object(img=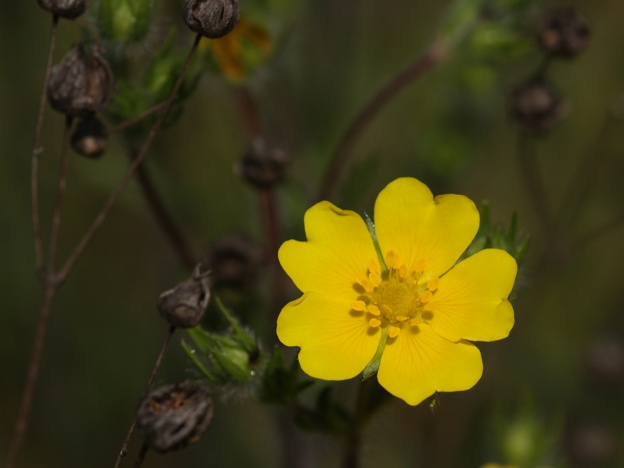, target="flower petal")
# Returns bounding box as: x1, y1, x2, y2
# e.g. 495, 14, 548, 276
377, 323, 483, 405
428, 249, 517, 342
277, 292, 380, 380
279, 201, 377, 298
374, 178, 479, 278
